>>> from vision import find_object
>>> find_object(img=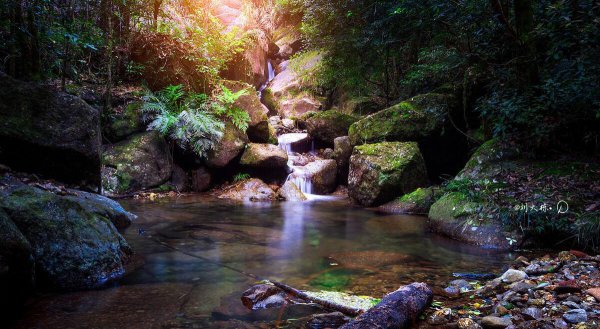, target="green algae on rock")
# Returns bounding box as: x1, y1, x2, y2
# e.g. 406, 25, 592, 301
305, 110, 359, 145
